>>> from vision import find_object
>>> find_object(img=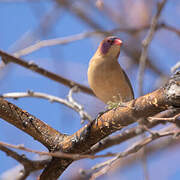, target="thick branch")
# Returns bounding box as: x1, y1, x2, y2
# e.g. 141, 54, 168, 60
0, 72, 179, 180
40, 72, 180, 179
0, 98, 66, 150
88, 108, 180, 154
